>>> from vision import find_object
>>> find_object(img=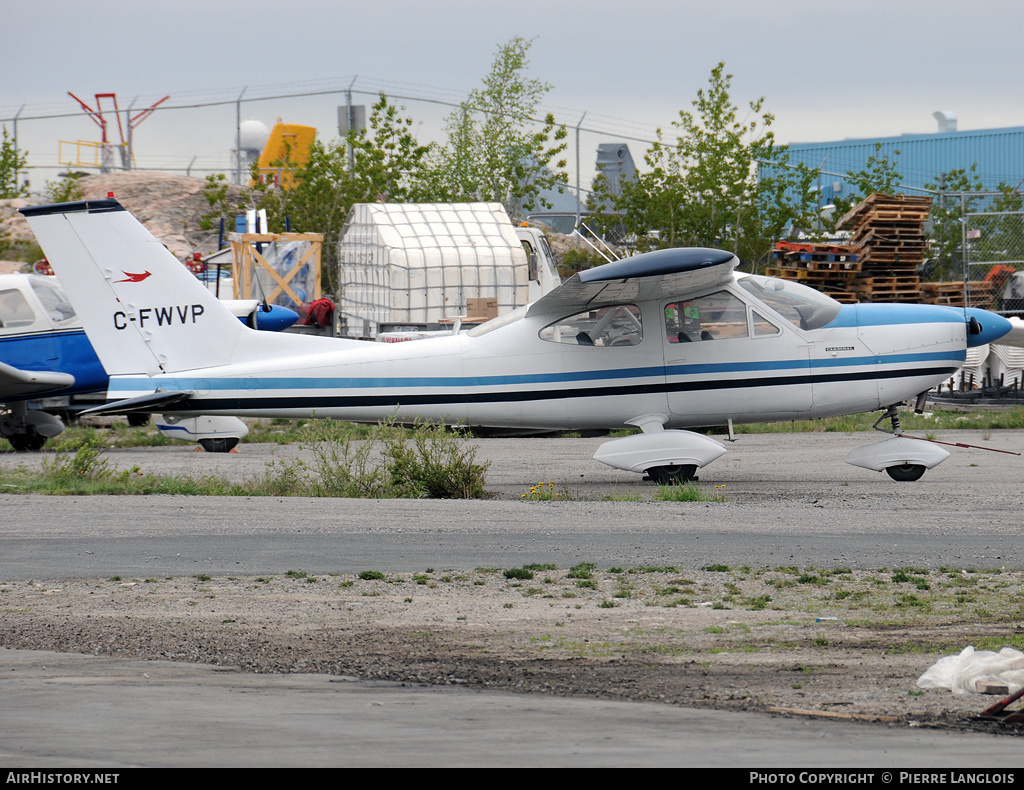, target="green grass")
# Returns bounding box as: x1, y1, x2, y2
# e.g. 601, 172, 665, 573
733, 407, 1024, 434
12, 404, 1022, 455
655, 482, 726, 502
0, 419, 490, 499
